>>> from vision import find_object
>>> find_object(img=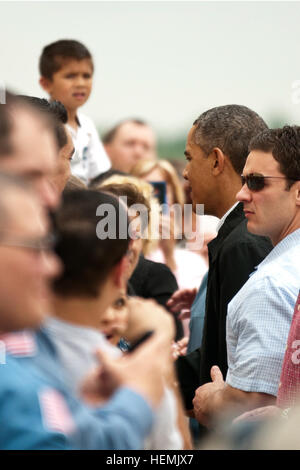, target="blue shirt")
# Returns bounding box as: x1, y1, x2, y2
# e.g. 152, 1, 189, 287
226, 228, 300, 396
187, 271, 208, 353
0, 329, 154, 450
